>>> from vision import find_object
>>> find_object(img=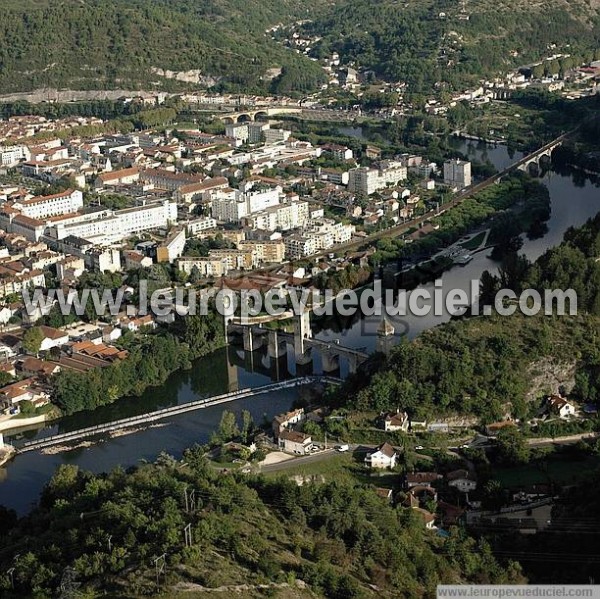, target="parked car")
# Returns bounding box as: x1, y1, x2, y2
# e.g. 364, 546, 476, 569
336, 444, 349, 452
